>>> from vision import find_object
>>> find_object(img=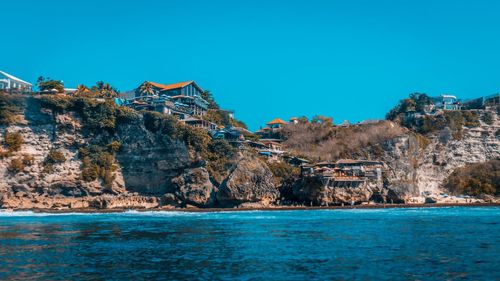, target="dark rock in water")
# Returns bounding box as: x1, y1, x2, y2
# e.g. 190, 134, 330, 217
217, 156, 278, 206
172, 167, 216, 207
